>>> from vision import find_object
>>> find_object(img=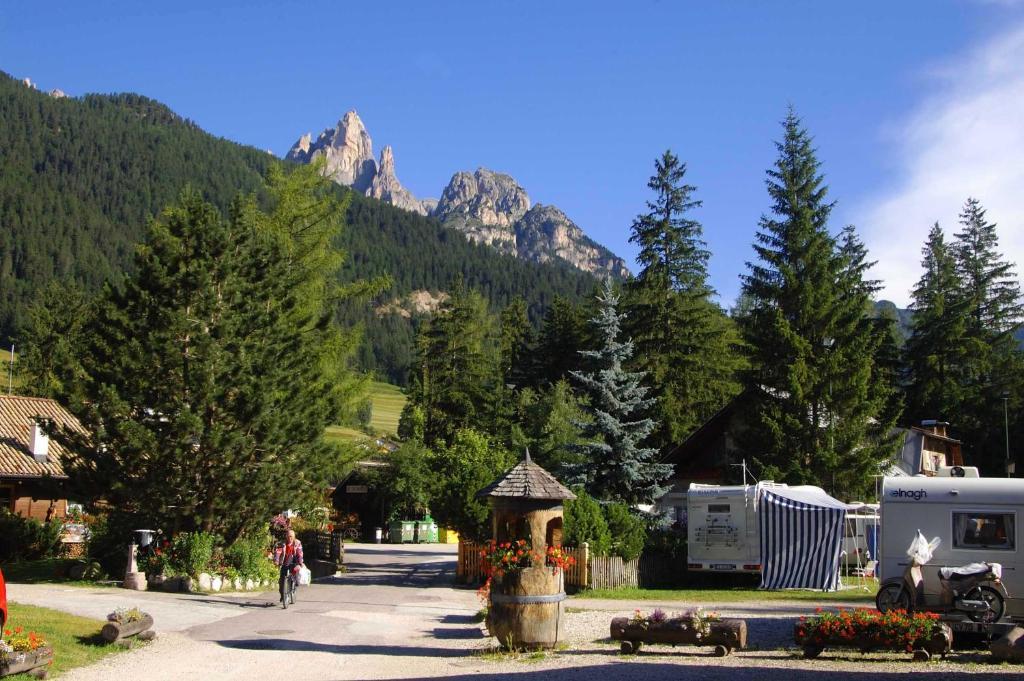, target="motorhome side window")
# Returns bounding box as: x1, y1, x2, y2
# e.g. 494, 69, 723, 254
708, 504, 730, 514
952, 512, 1015, 551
